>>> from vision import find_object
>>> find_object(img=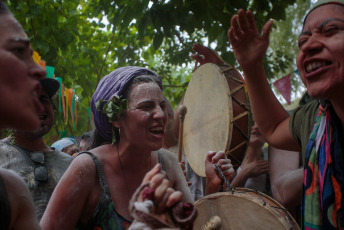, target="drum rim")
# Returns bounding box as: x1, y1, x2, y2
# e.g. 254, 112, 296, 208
194, 188, 300, 230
